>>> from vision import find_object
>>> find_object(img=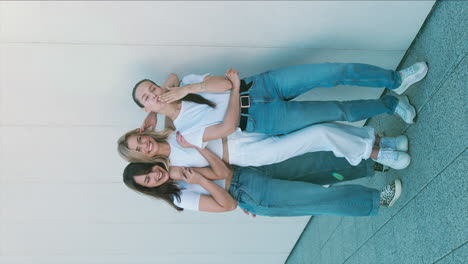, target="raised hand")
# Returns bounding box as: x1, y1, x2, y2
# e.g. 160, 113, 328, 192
176, 131, 197, 149
225, 68, 240, 90
140, 112, 157, 132
159, 86, 190, 103
180, 167, 203, 184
